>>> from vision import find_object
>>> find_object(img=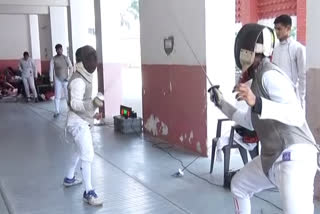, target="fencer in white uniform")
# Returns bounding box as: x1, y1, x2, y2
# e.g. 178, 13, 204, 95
63, 46, 104, 206
272, 14, 306, 110
210, 24, 318, 214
